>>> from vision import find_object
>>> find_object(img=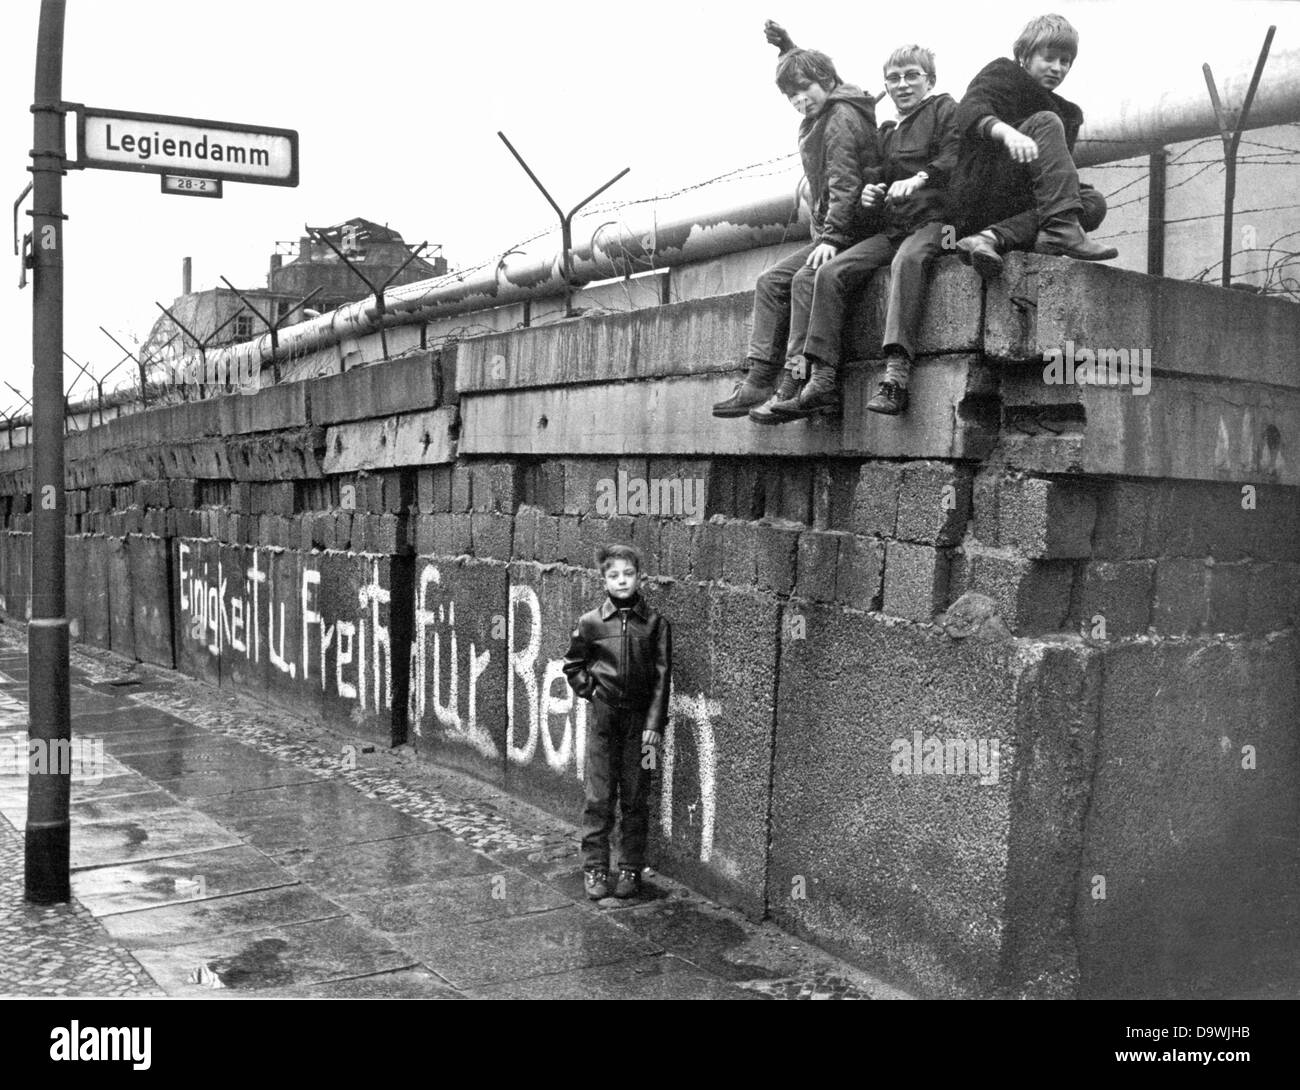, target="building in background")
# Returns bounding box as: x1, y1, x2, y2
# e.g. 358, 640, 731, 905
141, 217, 447, 366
